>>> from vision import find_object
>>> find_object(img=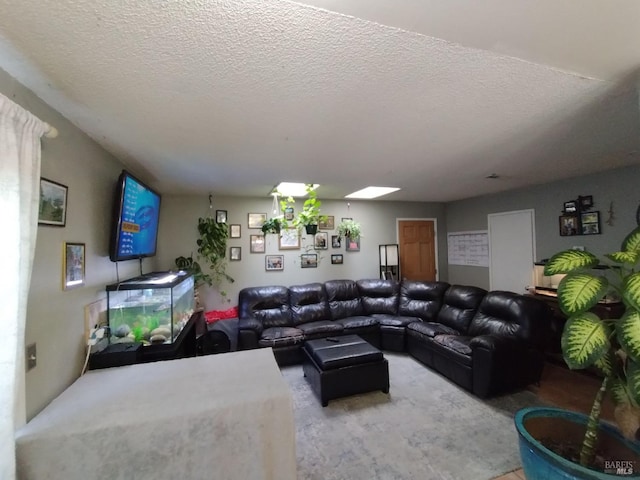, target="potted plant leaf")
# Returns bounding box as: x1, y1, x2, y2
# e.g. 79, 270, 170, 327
515, 226, 640, 478
292, 184, 327, 235
175, 216, 234, 301
261, 217, 283, 234
336, 218, 361, 241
